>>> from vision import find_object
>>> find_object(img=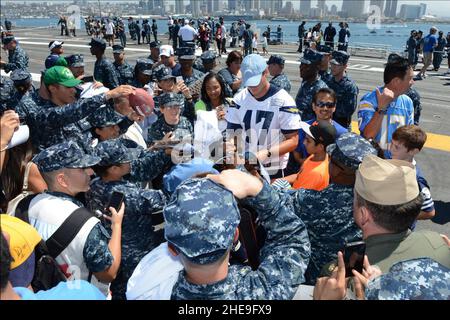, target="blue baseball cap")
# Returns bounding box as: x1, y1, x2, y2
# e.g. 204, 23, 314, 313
241, 54, 268, 87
